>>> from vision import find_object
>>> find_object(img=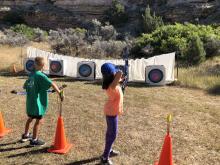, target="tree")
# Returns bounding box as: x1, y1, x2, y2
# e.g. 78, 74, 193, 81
142, 5, 163, 33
